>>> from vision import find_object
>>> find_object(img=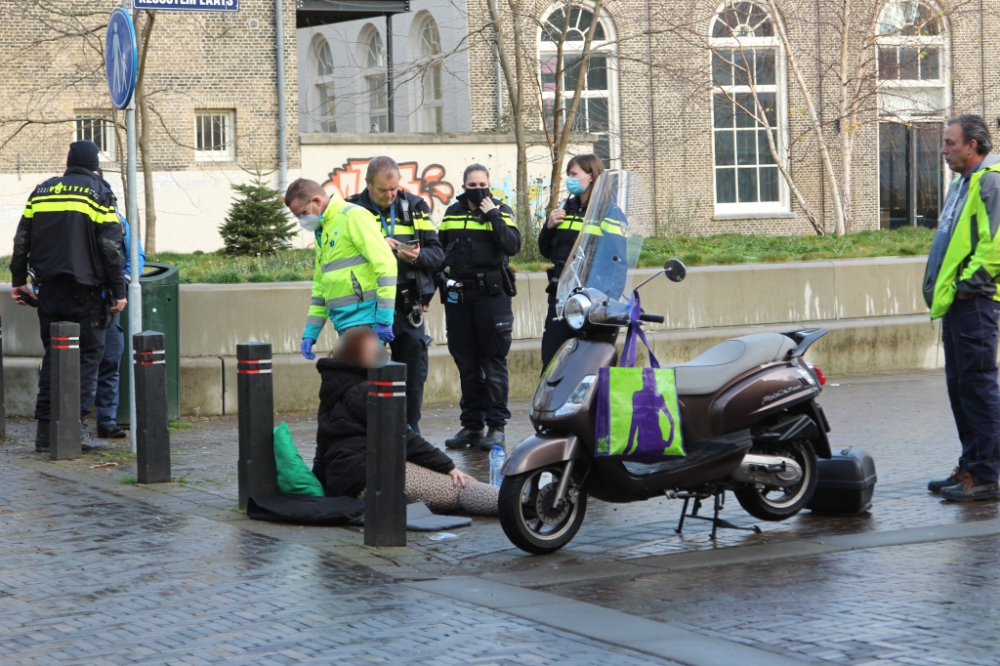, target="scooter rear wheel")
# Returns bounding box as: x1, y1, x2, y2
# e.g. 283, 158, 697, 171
734, 440, 818, 521
499, 465, 587, 555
